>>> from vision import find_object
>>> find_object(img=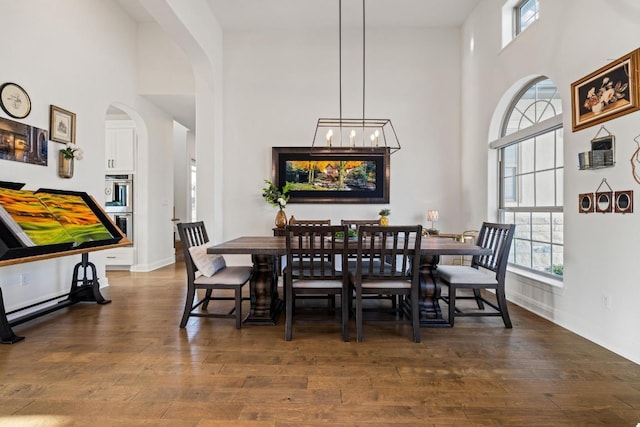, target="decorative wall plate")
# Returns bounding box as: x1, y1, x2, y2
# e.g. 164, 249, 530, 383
0, 83, 31, 119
